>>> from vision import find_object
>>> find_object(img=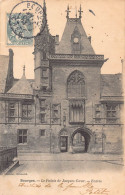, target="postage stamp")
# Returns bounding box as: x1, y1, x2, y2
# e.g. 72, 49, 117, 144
9, 1, 46, 39
7, 13, 33, 45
